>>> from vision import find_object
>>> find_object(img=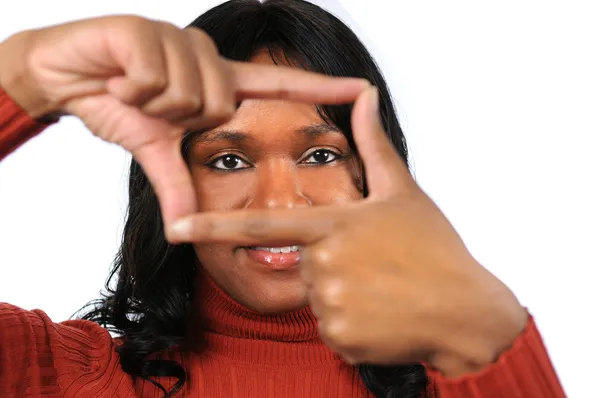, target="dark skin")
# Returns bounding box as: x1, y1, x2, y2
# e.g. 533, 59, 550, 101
0, 14, 527, 379
189, 51, 363, 314
172, 60, 528, 378
0, 15, 368, 225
